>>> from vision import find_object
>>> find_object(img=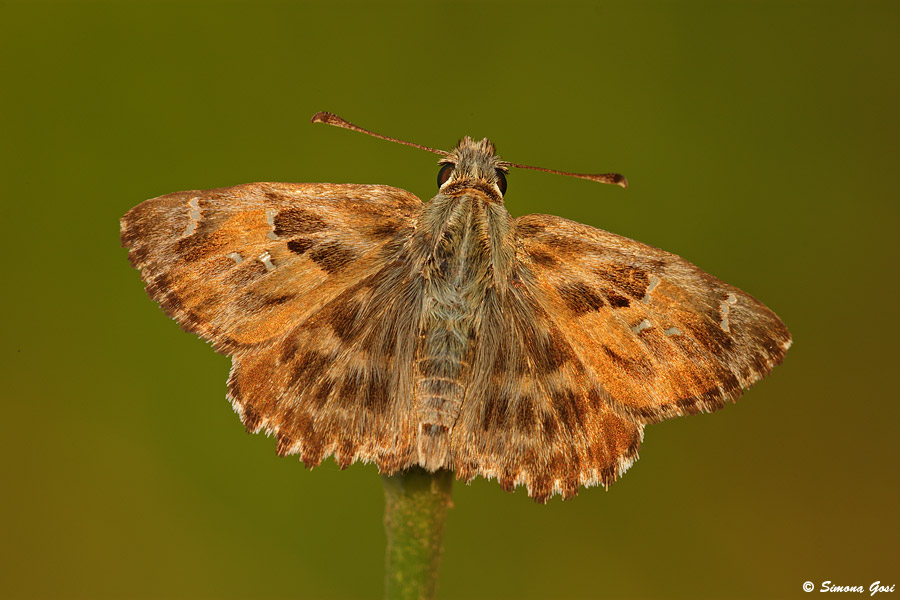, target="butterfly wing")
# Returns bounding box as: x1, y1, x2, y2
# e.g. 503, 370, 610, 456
450, 274, 644, 502
121, 182, 420, 352
122, 182, 426, 470
513, 213, 792, 424
447, 212, 789, 501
